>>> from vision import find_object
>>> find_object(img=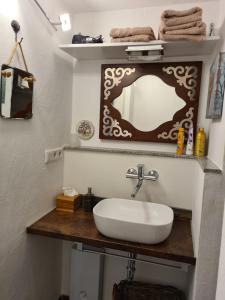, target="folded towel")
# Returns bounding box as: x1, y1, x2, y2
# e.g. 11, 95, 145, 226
162, 20, 203, 32
110, 27, 155, 39
162, 22, 206, 35
162, 6, 202, 19
111, 34, 155, 43
162, 7, 202, 26
159, 32, 205, 42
